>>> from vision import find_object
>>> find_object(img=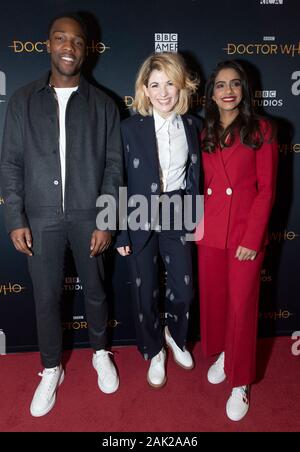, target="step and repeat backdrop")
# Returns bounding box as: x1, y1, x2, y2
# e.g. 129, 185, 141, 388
0, 0, 299, 353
